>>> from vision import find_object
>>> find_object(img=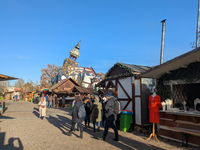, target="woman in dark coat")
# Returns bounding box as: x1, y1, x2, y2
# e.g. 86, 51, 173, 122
67, 95, 84, 139
54, 94, 58, 108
